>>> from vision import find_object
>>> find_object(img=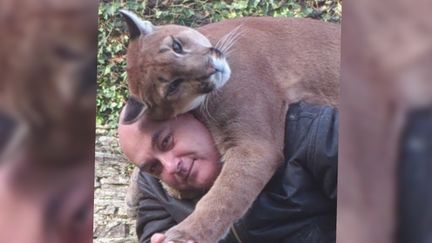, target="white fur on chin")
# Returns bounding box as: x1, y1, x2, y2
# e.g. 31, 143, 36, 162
183, 95, 206, 113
